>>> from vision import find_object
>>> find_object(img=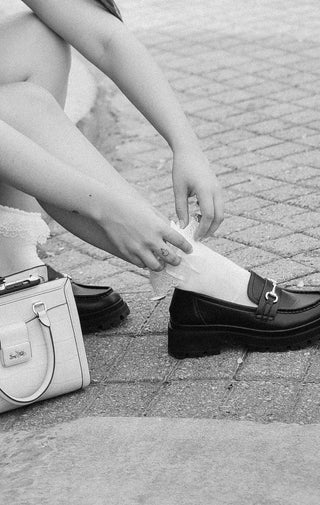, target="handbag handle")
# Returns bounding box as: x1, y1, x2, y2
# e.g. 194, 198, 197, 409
0, 302, 56, 406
